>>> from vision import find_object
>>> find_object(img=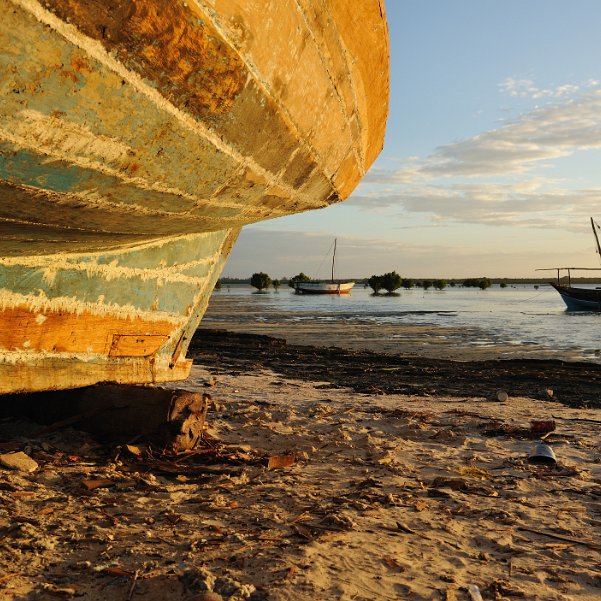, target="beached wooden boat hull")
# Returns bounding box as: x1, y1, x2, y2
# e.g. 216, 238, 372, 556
295, 282, 355, 295
0, 0, 389, 393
